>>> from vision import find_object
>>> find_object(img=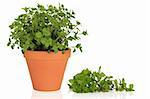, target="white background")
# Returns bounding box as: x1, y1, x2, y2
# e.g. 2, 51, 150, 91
0, 0, 150, 99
